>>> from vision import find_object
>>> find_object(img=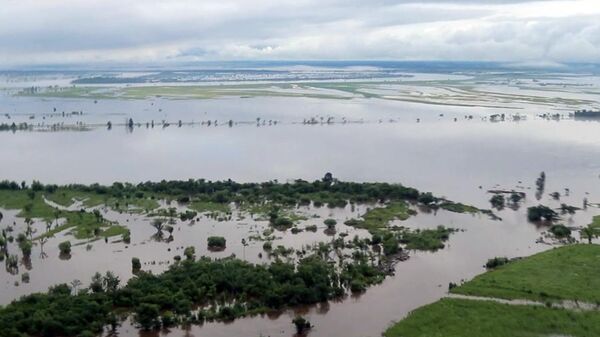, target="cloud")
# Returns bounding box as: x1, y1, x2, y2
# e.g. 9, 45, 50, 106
0, 0, 598, 66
